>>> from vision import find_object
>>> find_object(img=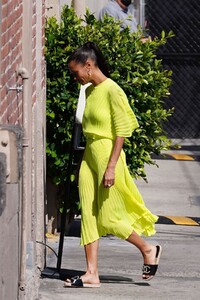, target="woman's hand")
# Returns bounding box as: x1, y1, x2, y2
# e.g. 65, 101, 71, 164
103, 136, 124, 188
103, 165, 115, 188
